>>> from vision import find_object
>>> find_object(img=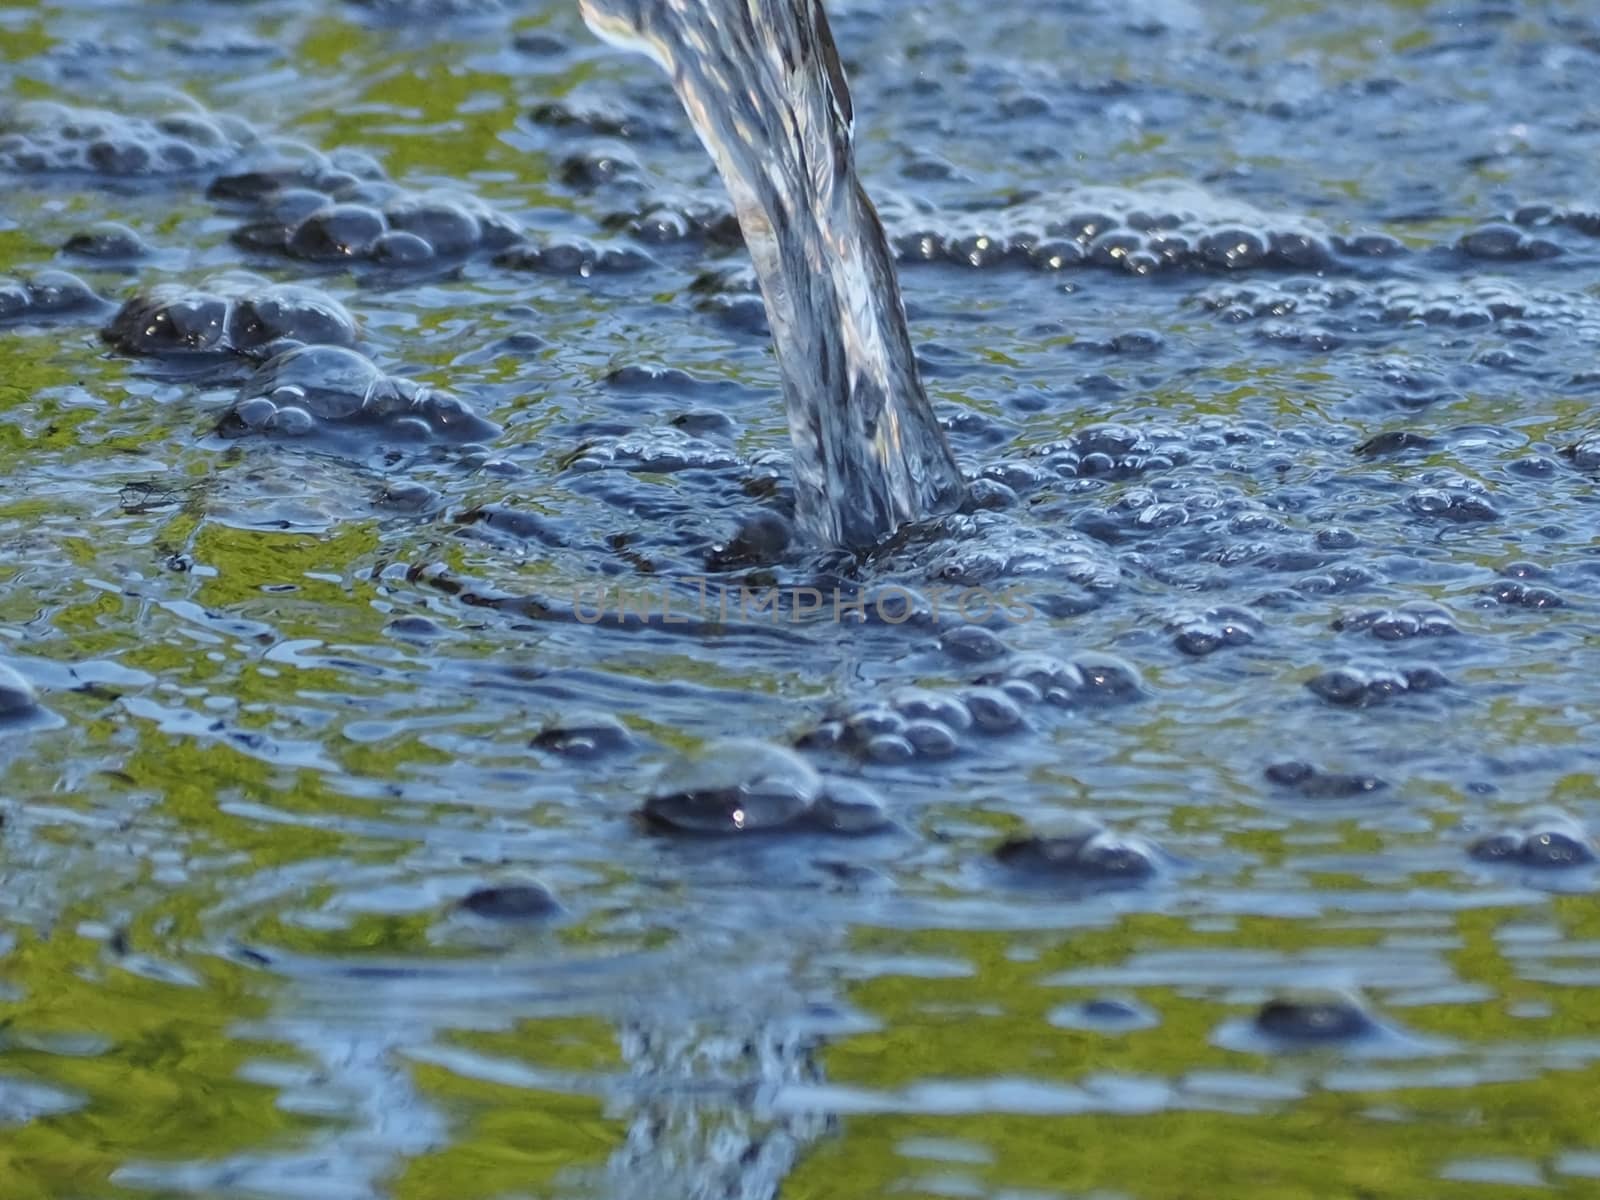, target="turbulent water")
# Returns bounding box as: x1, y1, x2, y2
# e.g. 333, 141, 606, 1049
3, 0, 1600, 1198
